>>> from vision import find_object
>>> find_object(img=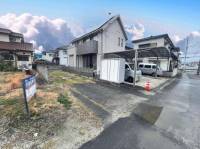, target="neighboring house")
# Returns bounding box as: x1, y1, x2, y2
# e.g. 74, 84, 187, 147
68, 15, 128, 74
0, 28, 33, 69
132, 34, 180, 72
53, 45, 69, 66
34, 53, 43, 60
42, 51, 54, 62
